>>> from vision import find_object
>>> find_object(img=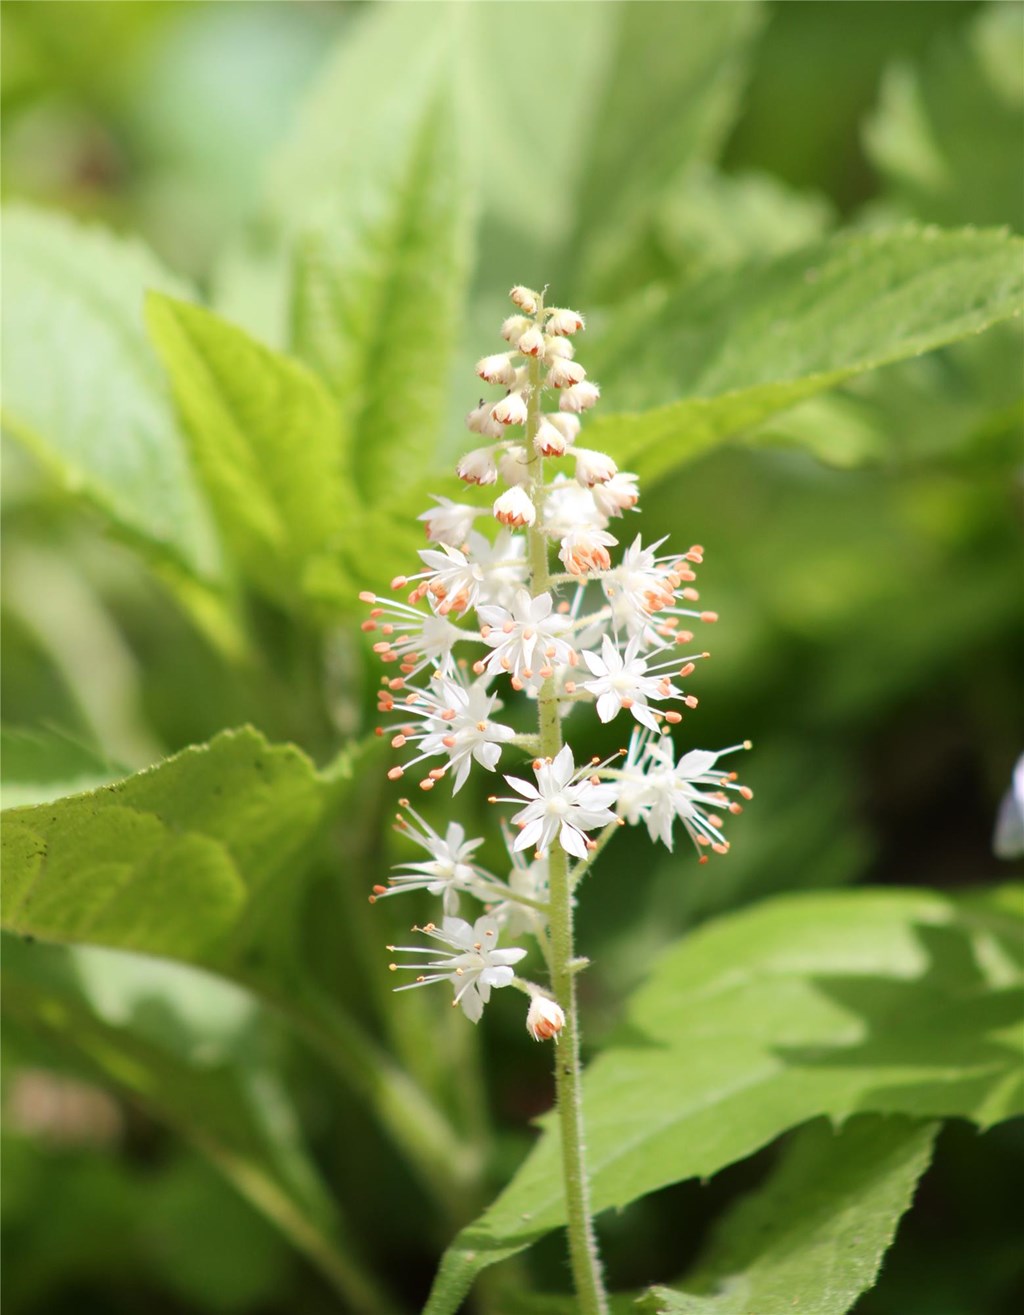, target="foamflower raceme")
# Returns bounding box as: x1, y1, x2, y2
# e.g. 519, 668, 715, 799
361, 285, 752, 1029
